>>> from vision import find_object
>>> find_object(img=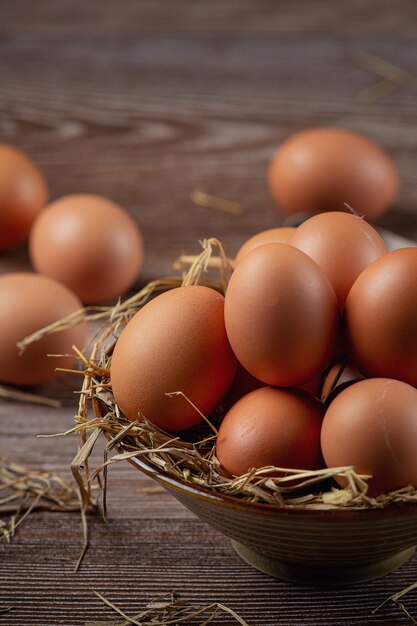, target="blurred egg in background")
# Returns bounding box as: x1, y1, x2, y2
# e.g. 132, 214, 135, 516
0, 144, 48, 250
29, 194, 144, 304
0, 273, 86, 385
267, 127, 399, 221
